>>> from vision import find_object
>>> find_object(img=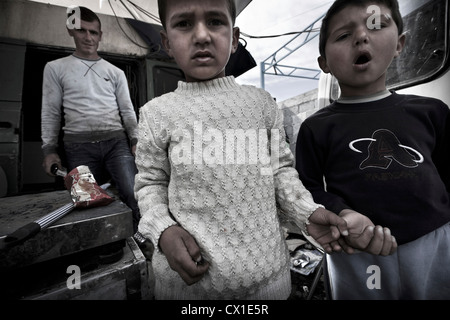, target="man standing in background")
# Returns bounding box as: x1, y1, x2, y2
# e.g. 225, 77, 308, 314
41, 6, 141, 233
